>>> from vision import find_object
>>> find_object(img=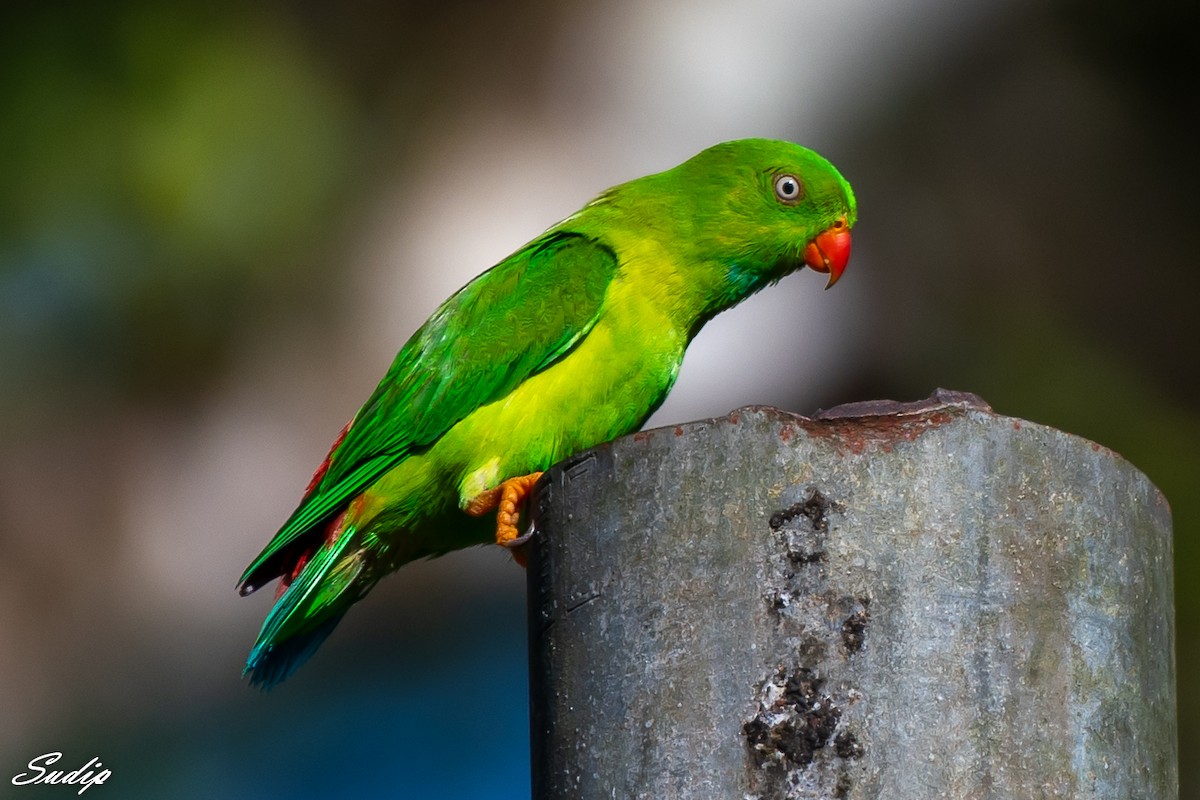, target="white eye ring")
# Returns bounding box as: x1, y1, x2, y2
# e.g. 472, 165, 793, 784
774, 173, 802, 204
